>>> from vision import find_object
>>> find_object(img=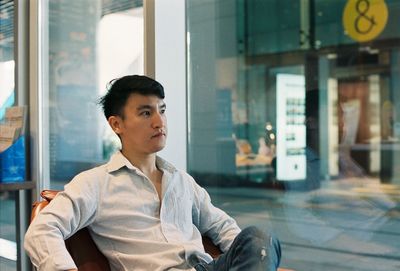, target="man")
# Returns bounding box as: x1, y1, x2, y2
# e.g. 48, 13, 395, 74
25, 75, 281, 270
